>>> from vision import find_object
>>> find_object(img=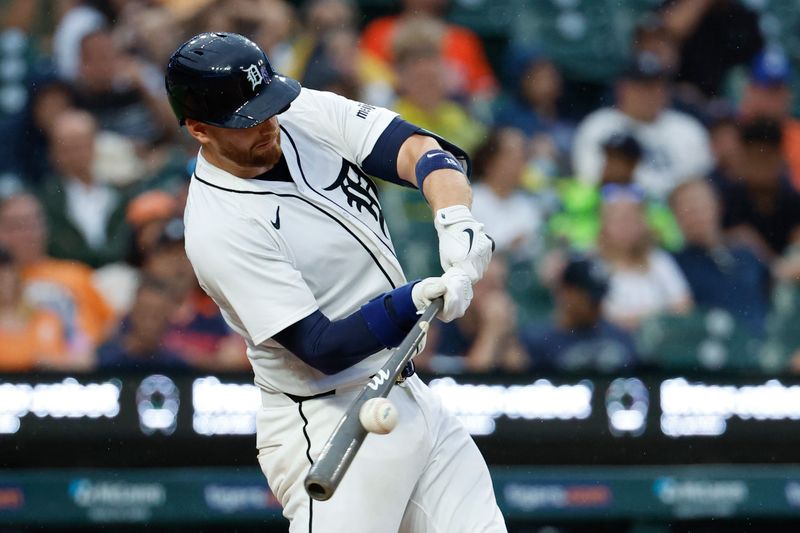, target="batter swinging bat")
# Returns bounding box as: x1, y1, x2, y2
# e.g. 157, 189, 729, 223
304, 298, 444, 501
